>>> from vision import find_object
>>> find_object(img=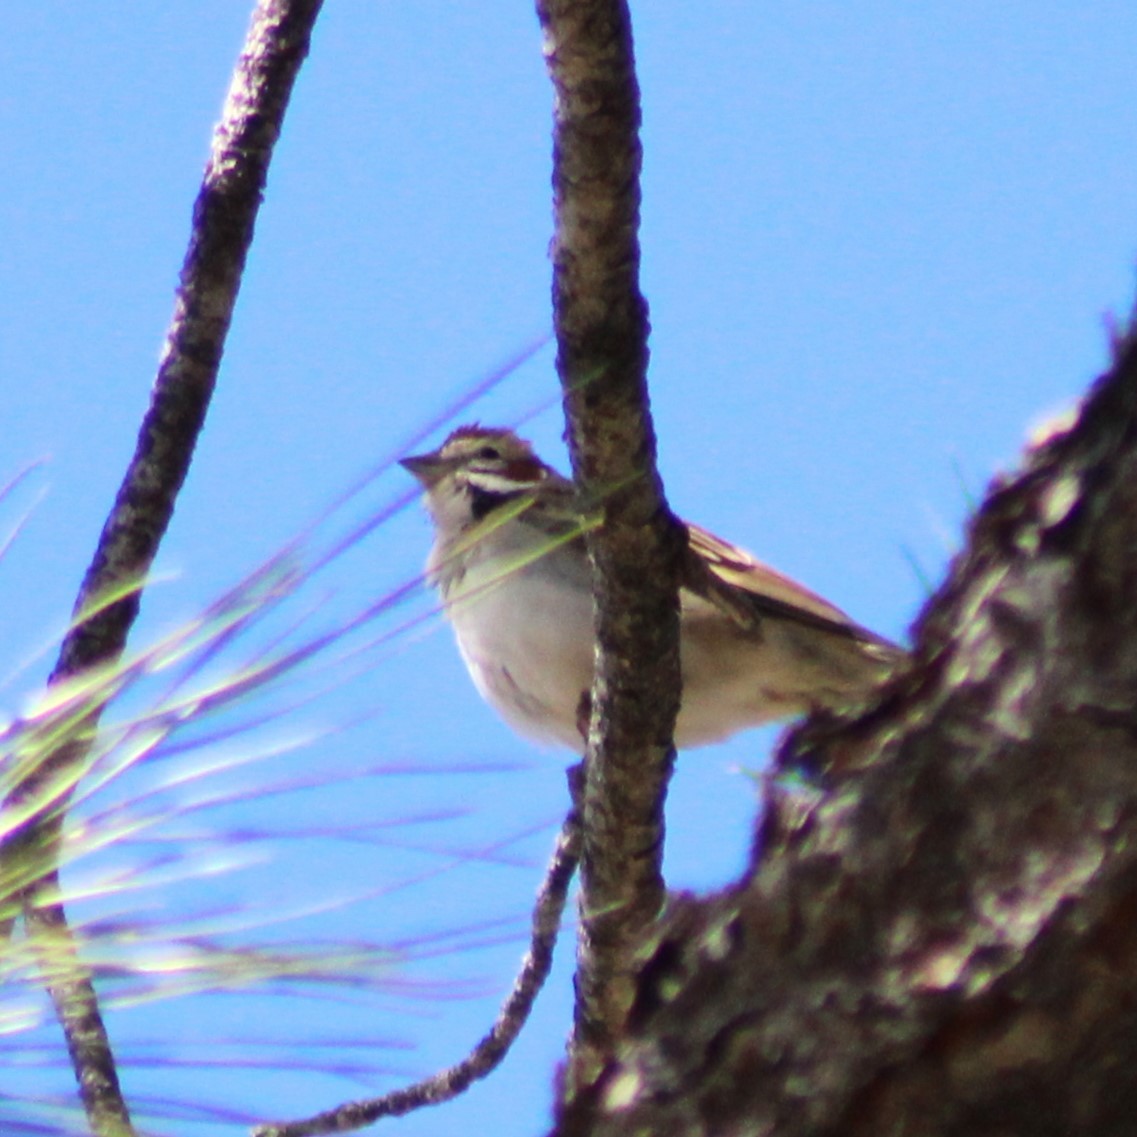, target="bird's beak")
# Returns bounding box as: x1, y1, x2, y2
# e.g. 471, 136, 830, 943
399, 451, 444, 486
